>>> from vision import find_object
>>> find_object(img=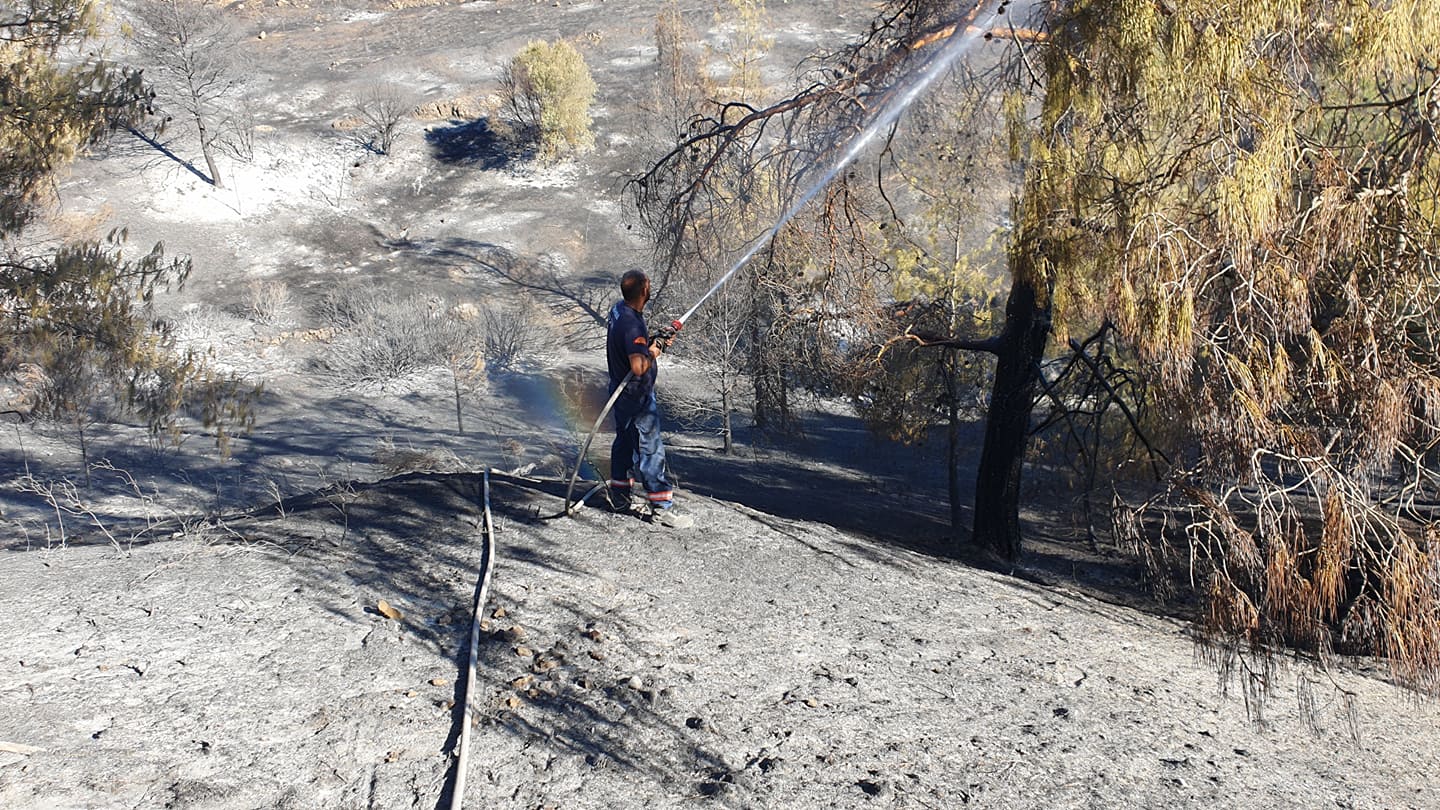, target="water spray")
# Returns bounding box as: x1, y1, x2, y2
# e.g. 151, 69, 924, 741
673, 2, 1009, 330
561, 1, 1013, 514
